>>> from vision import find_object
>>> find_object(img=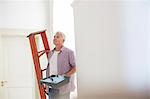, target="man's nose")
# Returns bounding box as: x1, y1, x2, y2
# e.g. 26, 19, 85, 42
54, 38, 57, 41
